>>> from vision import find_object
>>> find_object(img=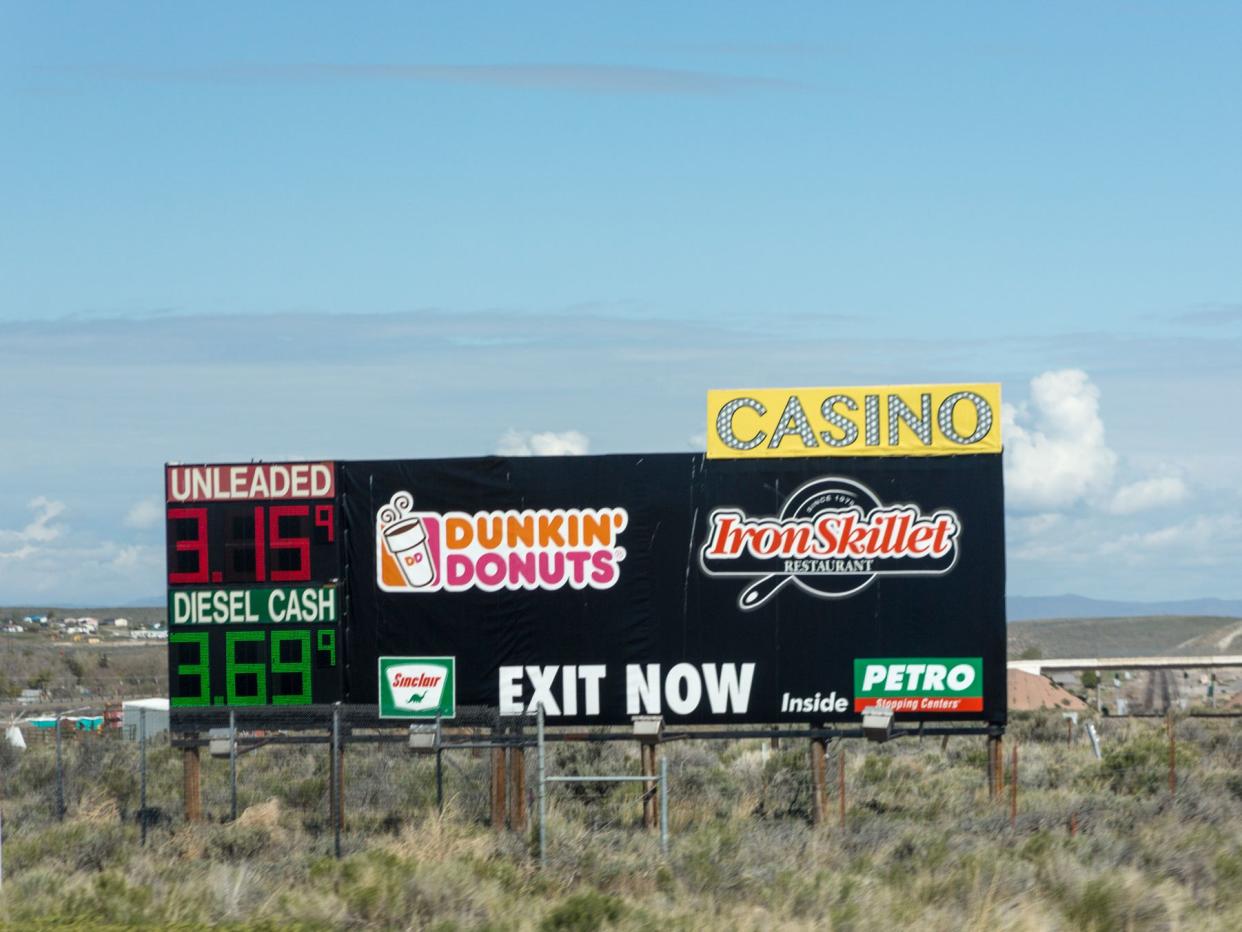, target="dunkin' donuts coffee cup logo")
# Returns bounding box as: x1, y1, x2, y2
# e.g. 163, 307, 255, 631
377, 491, 628, 594
699, 477, 960, 610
